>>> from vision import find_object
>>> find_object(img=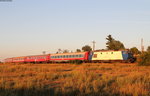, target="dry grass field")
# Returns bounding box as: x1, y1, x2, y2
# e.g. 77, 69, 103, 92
0, 63, 150, 96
